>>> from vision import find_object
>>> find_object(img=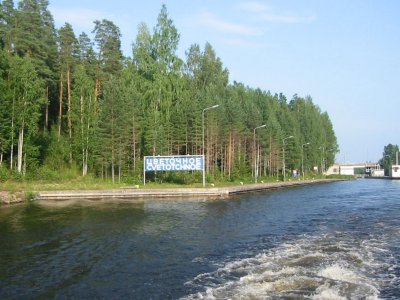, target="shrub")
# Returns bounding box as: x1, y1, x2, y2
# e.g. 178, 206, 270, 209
25, 191, 38, 201
0, 166, 9, 182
